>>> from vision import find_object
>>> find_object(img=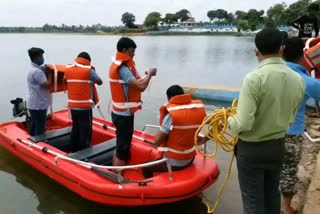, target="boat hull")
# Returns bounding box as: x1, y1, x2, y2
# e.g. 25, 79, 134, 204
0, 109, 219, 206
